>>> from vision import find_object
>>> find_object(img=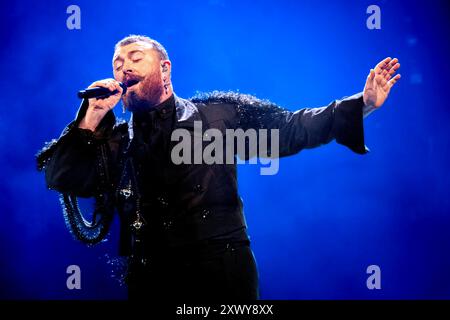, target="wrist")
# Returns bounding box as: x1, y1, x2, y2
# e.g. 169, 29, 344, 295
362, 103, 377, 119
78, 118, 97, 132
